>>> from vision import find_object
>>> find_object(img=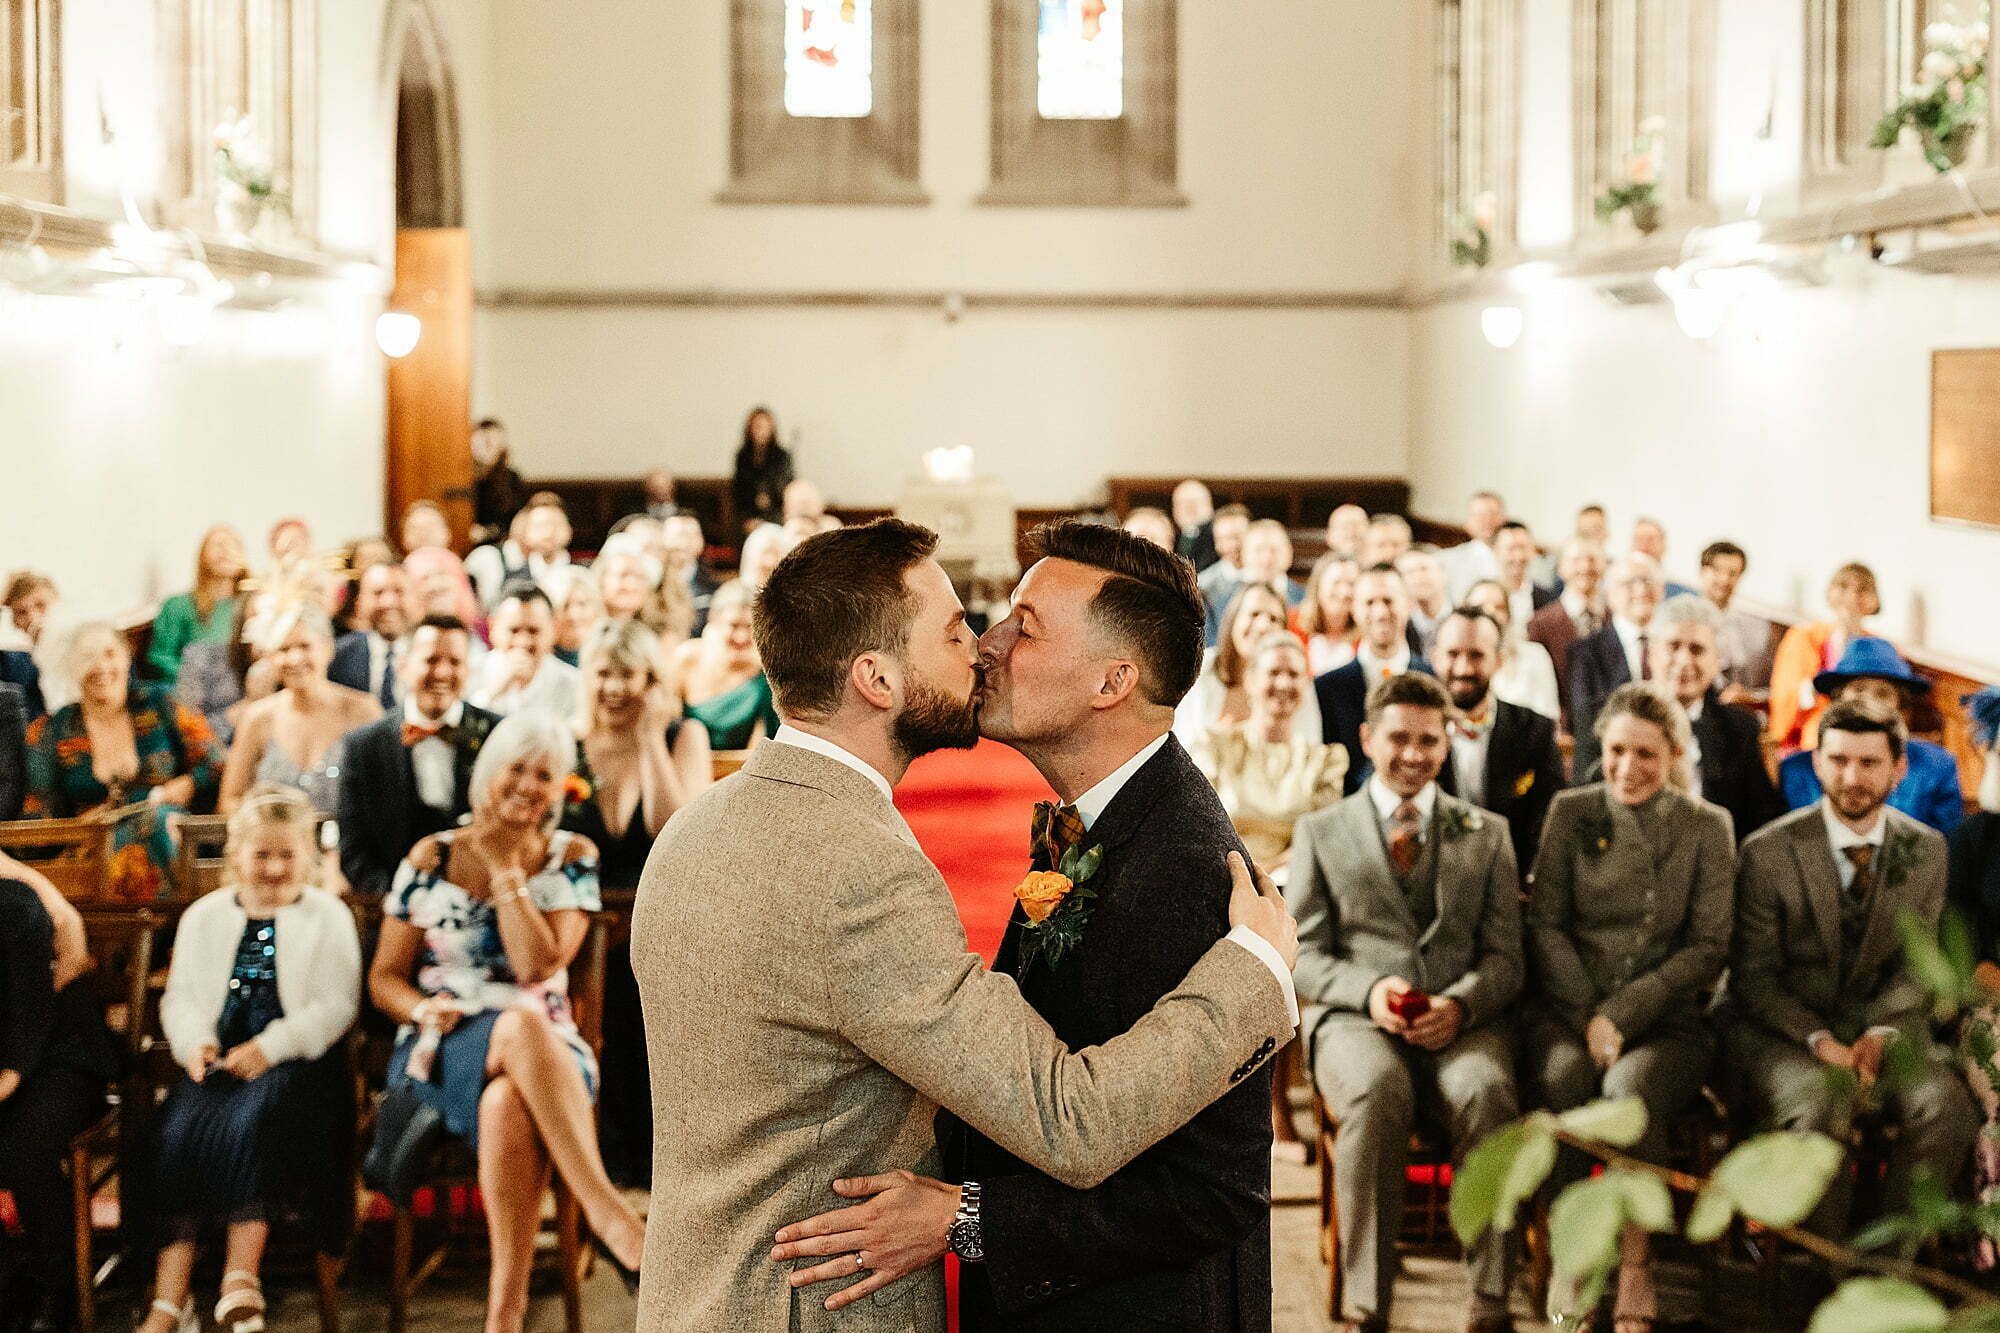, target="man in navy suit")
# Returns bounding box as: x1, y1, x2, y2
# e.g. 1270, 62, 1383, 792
329, 563, 412, 707
0, 649, 43, 721
1318, 563, 1434, 793
1567, 552, 1666, 773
